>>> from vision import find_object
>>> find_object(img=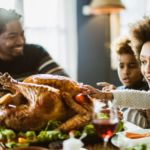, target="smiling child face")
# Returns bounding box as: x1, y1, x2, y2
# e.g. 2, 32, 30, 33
118, 53, 143, 88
